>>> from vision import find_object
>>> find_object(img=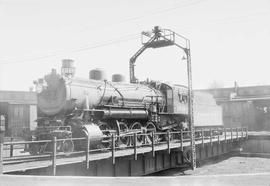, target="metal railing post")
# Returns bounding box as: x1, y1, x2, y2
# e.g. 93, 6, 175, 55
86, 135, 90, 169
201, 130, 204, 148
231, 128, 233, 141
218, 132, 220, 144
167, 131, 170, 154
224, 128, 227, 143
10, 137, 14, 157
210, 128, 212, 146
180, 130, 183, 151
246, 128, 248, 139
0, 142, 3, 174
112, 134, 115, 164
151, 132, 155, 157
134, 133, 137, 160
52, 137, 57, 176
236, 128, 239, 141
241, 127, 244, 139
143, 131, 146, 145
190, 131, 192, 146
